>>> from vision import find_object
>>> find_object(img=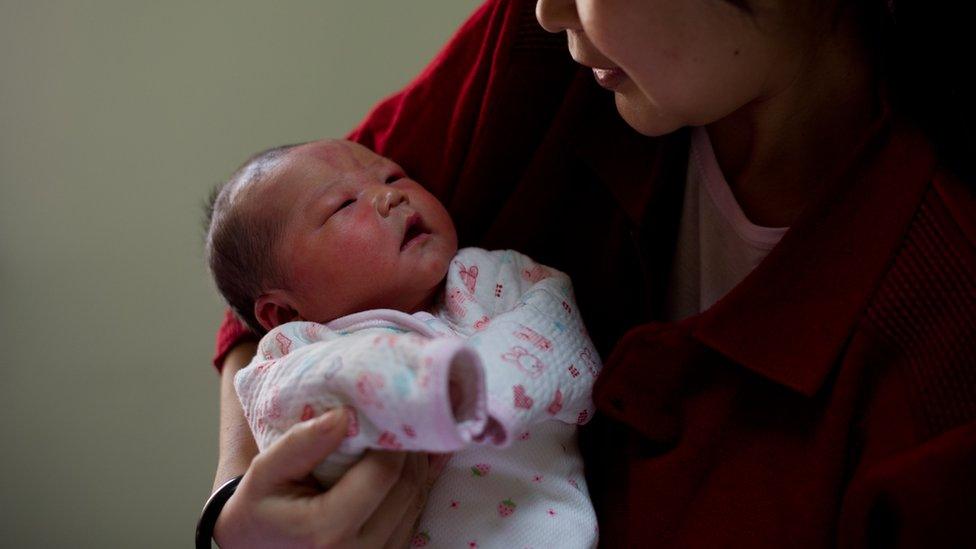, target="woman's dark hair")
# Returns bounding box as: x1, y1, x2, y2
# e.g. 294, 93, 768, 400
730, 0, 974, 183
871, 0, 975, 183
